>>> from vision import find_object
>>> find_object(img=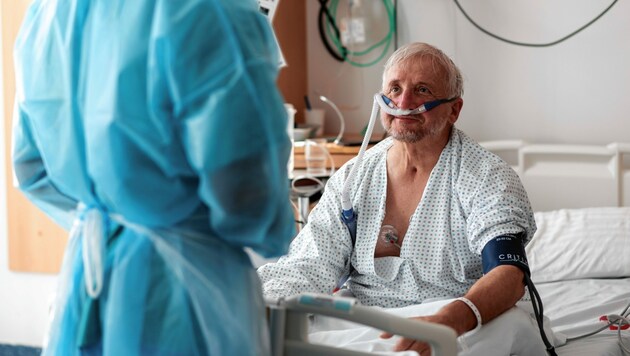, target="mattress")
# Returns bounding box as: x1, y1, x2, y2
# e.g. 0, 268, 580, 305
537, 278, 630, 356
